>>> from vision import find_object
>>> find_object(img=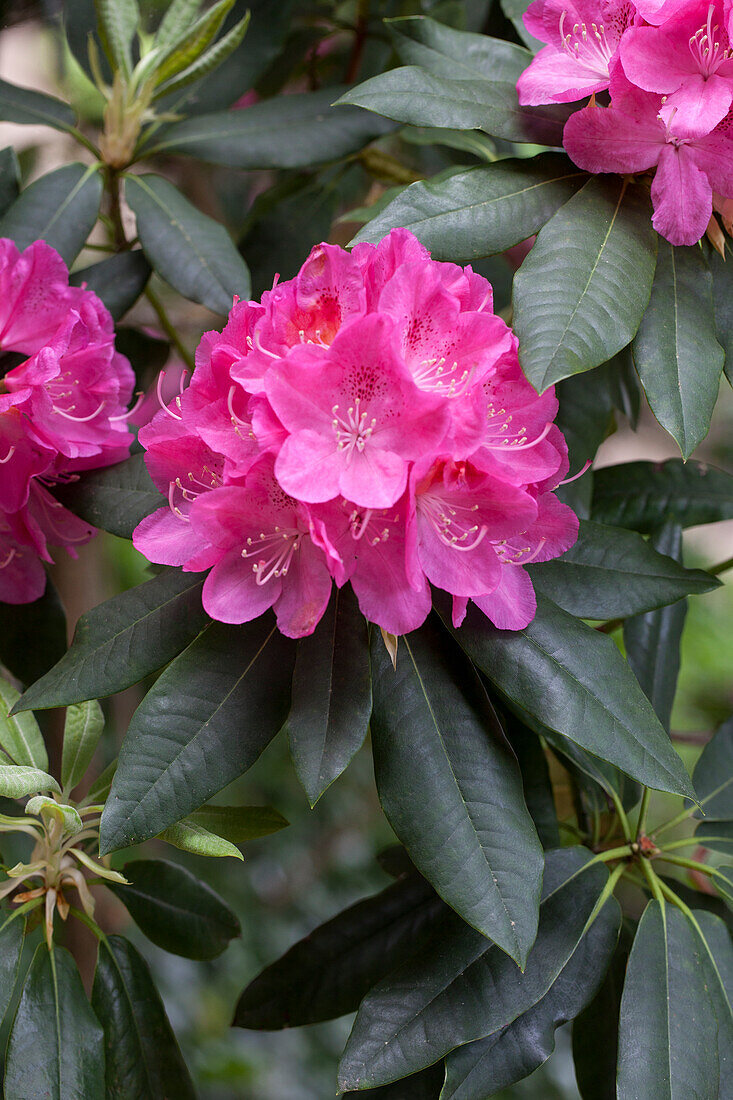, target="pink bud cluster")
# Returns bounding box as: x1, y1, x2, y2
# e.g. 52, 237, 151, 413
135, 230, 577, 639
0, 240, 135, 604
517, 0, 733, 245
